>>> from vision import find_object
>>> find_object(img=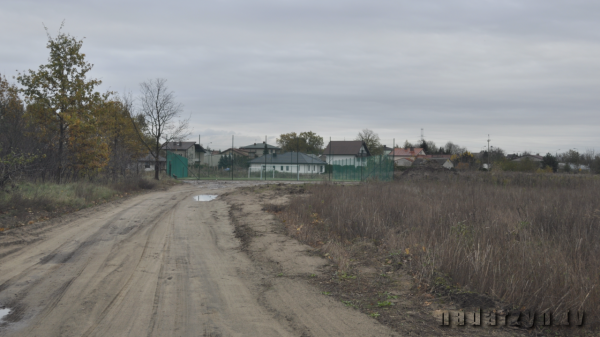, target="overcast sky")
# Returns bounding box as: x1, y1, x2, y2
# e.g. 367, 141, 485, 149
2, 0, 599, 155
